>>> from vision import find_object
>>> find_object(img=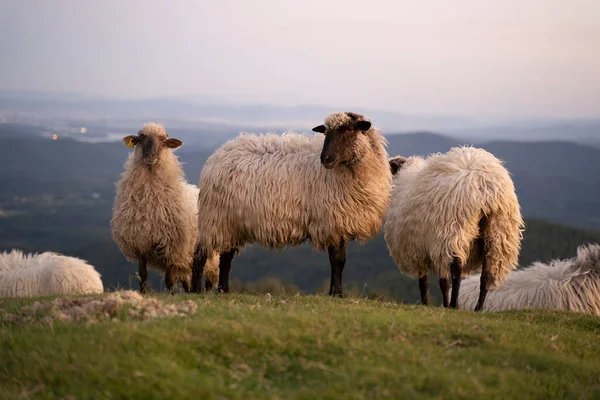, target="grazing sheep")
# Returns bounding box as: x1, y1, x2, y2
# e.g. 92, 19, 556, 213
111, 123, 219, 293
192, 112, 392, 296
384, 147, 524, 310
458, 243, 600, 315
0, 250, 103, 297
